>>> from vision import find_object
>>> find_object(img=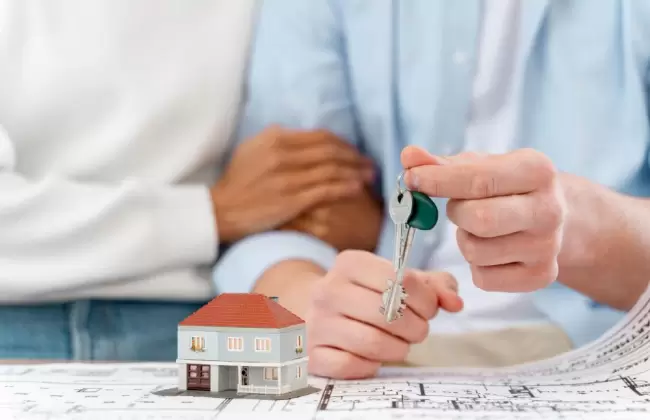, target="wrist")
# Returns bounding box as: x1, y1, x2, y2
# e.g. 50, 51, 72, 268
252, 259, 326, 318
558, 173, 648, 309
557, 173, 608, 269
210, 183, 242, 244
